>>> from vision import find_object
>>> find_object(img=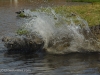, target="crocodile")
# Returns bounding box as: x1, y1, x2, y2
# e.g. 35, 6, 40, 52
2, 25, 100, 53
